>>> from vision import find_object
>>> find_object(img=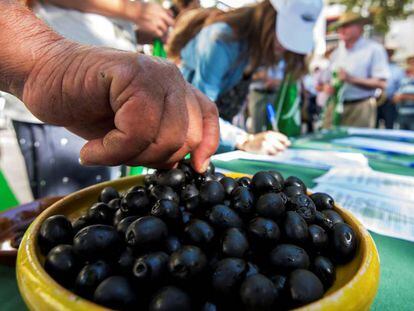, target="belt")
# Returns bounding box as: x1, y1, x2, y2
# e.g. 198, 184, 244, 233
343, 97, 373, 105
